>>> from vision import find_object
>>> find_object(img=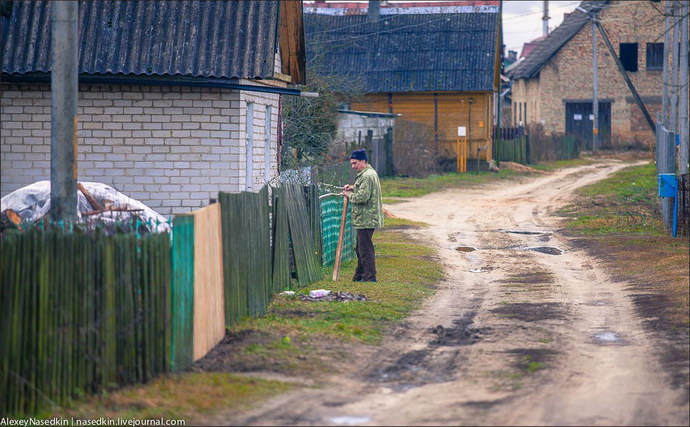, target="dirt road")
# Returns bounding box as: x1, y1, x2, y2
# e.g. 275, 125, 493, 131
227, 160, 689, 426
